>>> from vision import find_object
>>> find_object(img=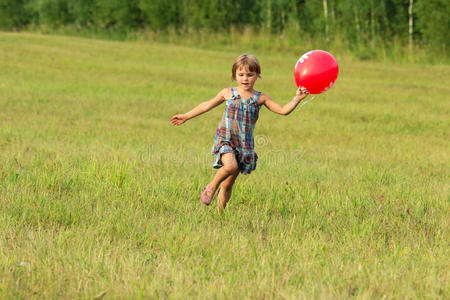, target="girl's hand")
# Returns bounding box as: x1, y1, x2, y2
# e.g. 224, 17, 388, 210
170, 114, 188, 126
294, 86, 309, 102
